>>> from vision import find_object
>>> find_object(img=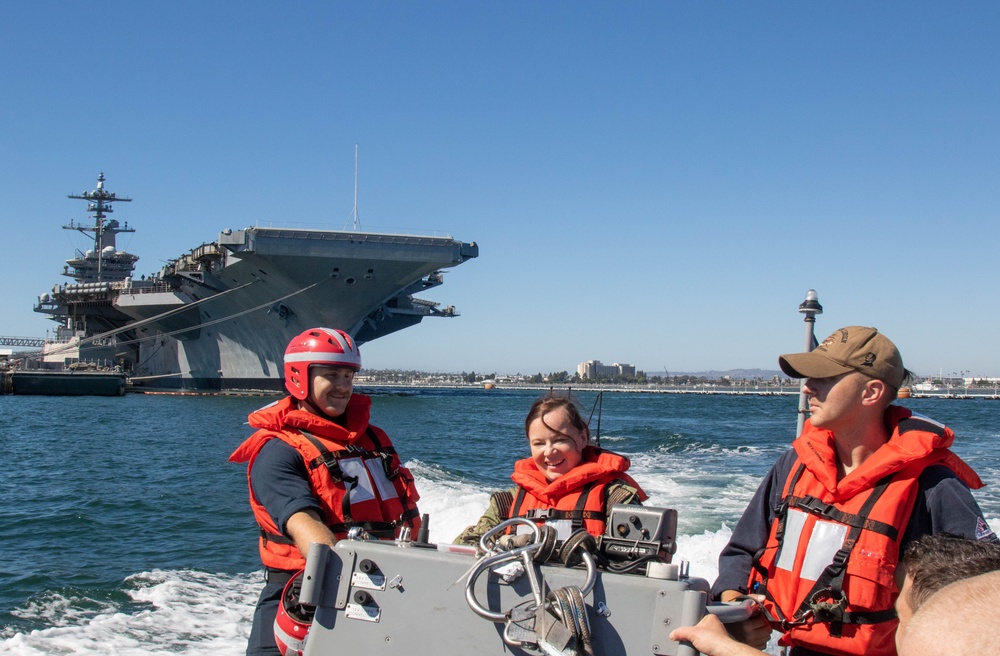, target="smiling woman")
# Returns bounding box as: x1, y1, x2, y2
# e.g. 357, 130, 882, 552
453, 393, 649, 546
527, 398, 588, 481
